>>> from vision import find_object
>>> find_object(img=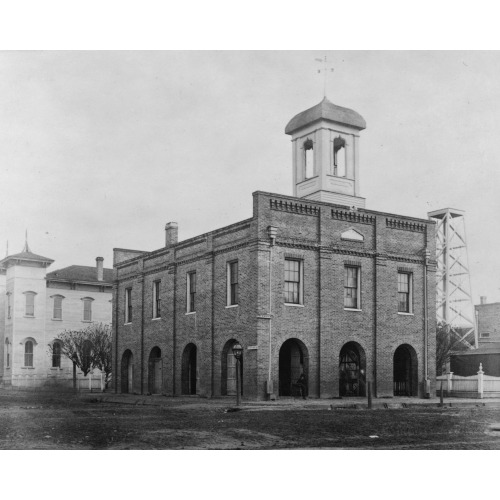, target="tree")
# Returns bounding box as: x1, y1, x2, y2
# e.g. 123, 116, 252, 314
435, 322, 470, 375
88, 323, 112, 391
48, 323, 112, 392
